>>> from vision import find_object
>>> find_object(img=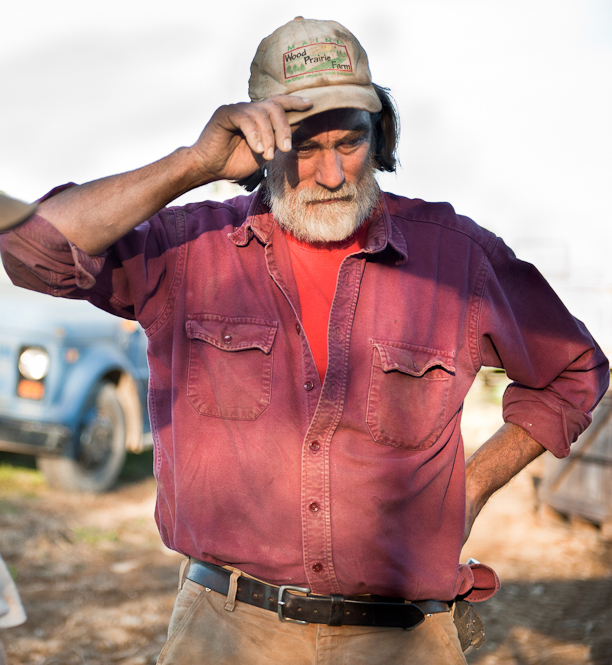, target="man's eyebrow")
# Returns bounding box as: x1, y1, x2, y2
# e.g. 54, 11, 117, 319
338, 126, 372, 141
347, 121, 373, 135
293, 125, 372, 149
